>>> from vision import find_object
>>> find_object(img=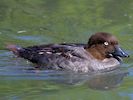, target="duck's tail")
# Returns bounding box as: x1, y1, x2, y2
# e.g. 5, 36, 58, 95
6, 44, 22, 56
